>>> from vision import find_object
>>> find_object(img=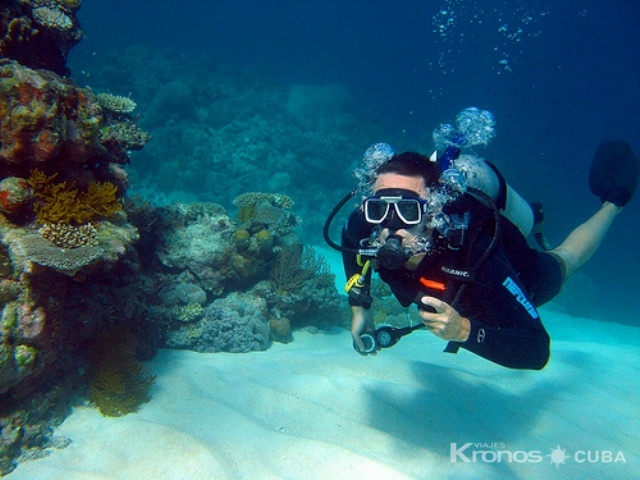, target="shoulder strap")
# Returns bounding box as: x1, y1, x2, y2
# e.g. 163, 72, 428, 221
460, 188, 502, 274
484, 161, 508, 211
